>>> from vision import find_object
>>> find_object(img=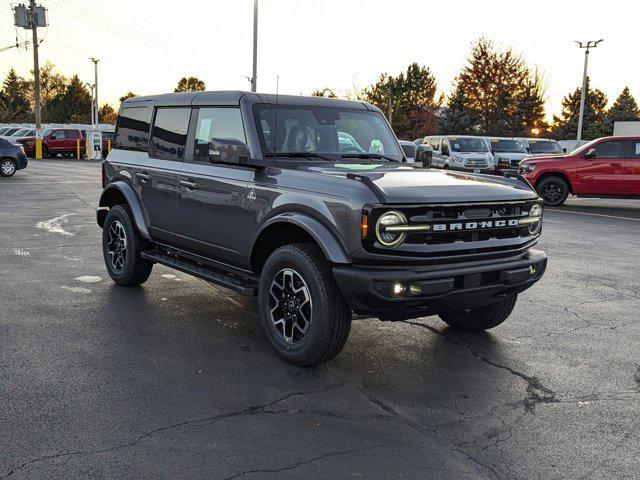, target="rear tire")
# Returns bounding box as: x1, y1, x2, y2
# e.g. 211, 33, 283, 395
102, 205, 153, 286
438, 294, 518, 332
0, 159, 16, 177
258, 244, 351, 366
536, 176, 569, 206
